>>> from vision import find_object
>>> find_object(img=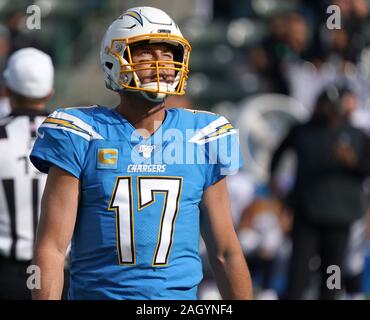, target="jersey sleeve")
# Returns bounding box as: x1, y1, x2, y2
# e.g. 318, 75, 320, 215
30, 108, 102, 179
189, 112, 244, 189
